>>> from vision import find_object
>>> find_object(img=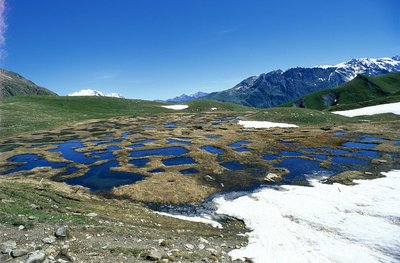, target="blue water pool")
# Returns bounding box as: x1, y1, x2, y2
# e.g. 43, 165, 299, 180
130, 146, 189, 158
162, 157, 196, 166
200, 145, 225, 154
3, 154, 66, 174
64, 160, 144, 191
129, 158, 151, 167
220, 161, 245, 170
